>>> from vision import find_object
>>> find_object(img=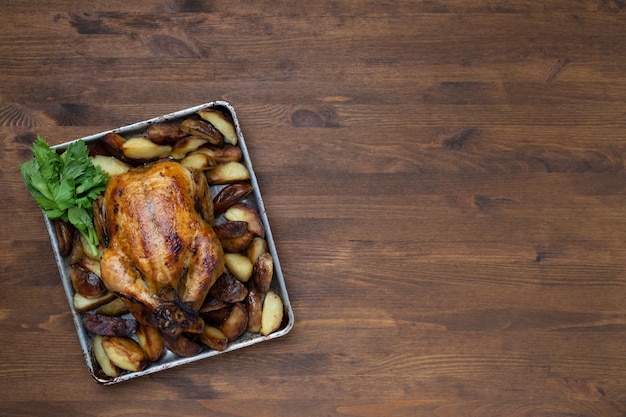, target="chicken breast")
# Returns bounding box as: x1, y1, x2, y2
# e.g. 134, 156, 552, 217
98, 160, 224, 340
